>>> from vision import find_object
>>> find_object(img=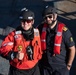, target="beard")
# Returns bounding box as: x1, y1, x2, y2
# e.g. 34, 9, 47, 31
46, 20, 56, 27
